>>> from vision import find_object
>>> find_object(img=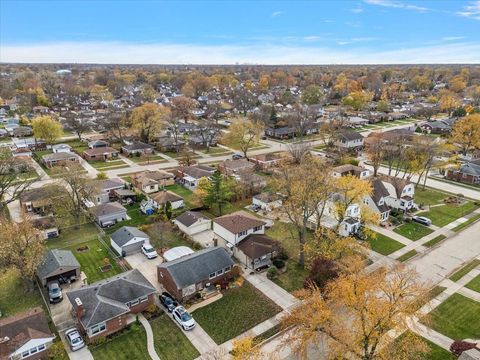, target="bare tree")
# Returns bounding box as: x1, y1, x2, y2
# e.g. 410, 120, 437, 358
287, 140, 312, 164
